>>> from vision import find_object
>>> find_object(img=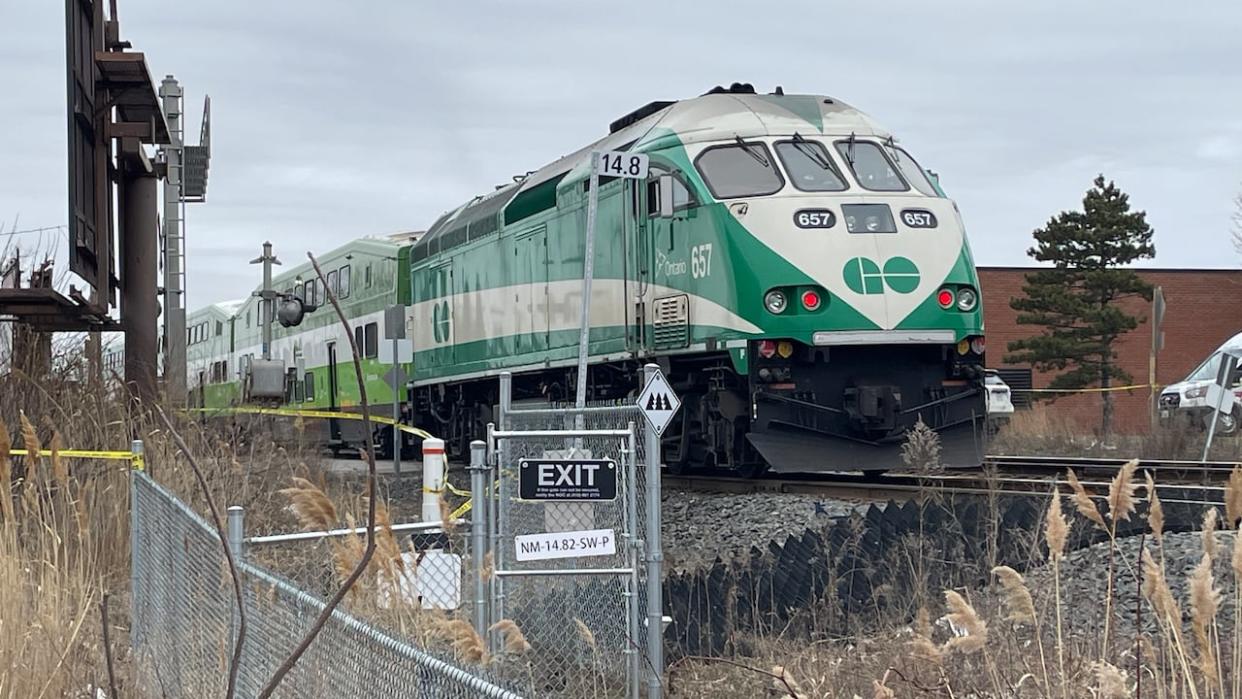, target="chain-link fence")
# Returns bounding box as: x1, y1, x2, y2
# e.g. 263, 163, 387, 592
130, 470, 523, 698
